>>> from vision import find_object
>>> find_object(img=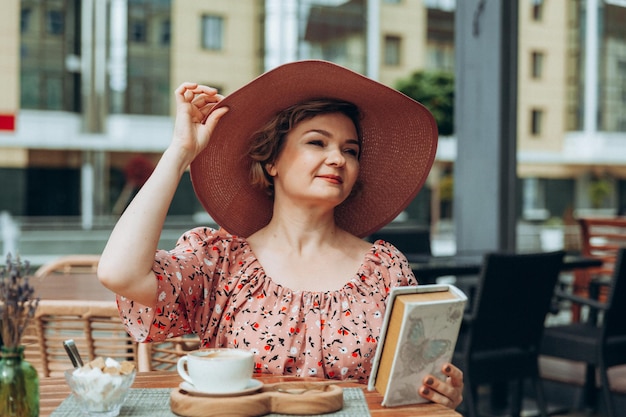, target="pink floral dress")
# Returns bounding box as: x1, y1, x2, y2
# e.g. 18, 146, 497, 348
117, 227, 417, 383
